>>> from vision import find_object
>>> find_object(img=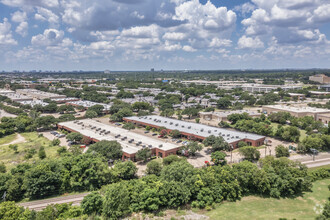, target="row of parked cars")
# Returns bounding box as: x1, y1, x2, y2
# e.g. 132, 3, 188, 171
50, 131, 65, 138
